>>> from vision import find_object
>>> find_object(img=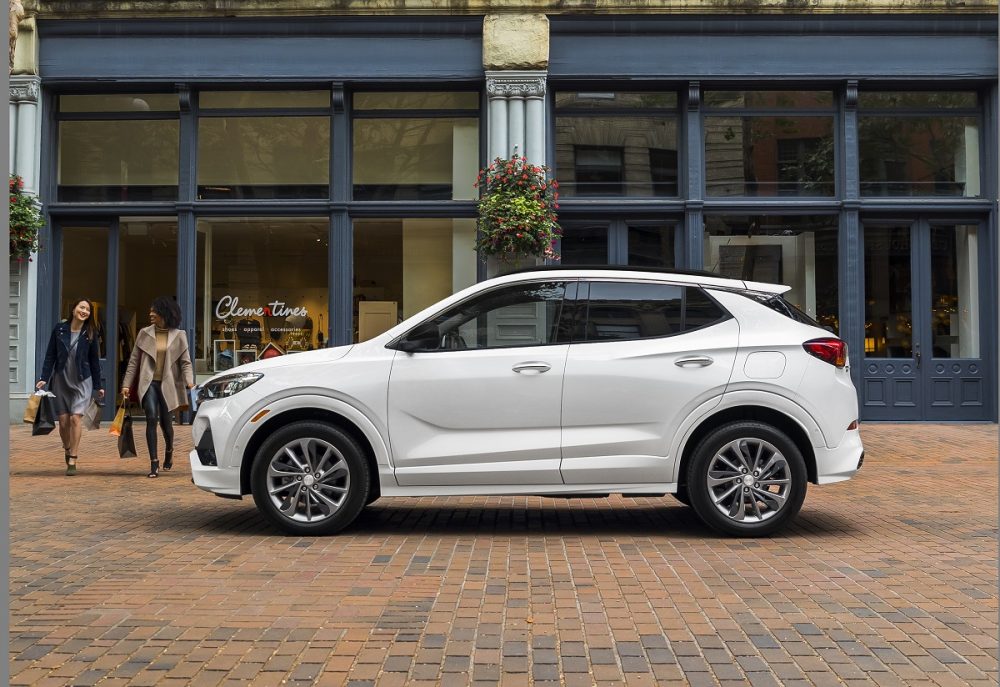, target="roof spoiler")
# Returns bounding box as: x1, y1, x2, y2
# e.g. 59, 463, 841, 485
742, 280, 792, 295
